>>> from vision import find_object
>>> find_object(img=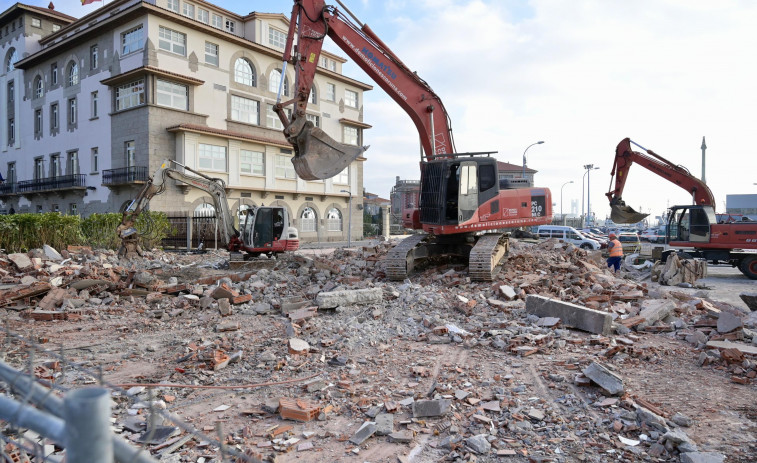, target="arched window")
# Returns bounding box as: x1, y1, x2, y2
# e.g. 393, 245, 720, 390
194, 202, 215, 217
309, 87, 317, 104
67, 61, 79, 86
300, 206, 316, 232
34, 76, 44, 98
234, 58, 255, 86
268, 69, 288, 95
326, 208, 342, 232
5, 48, 17, 72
